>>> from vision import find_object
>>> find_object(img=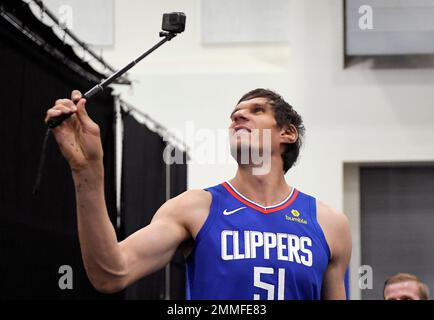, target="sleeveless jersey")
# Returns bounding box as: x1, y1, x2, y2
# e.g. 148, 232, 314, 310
185, 181, 331, 300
